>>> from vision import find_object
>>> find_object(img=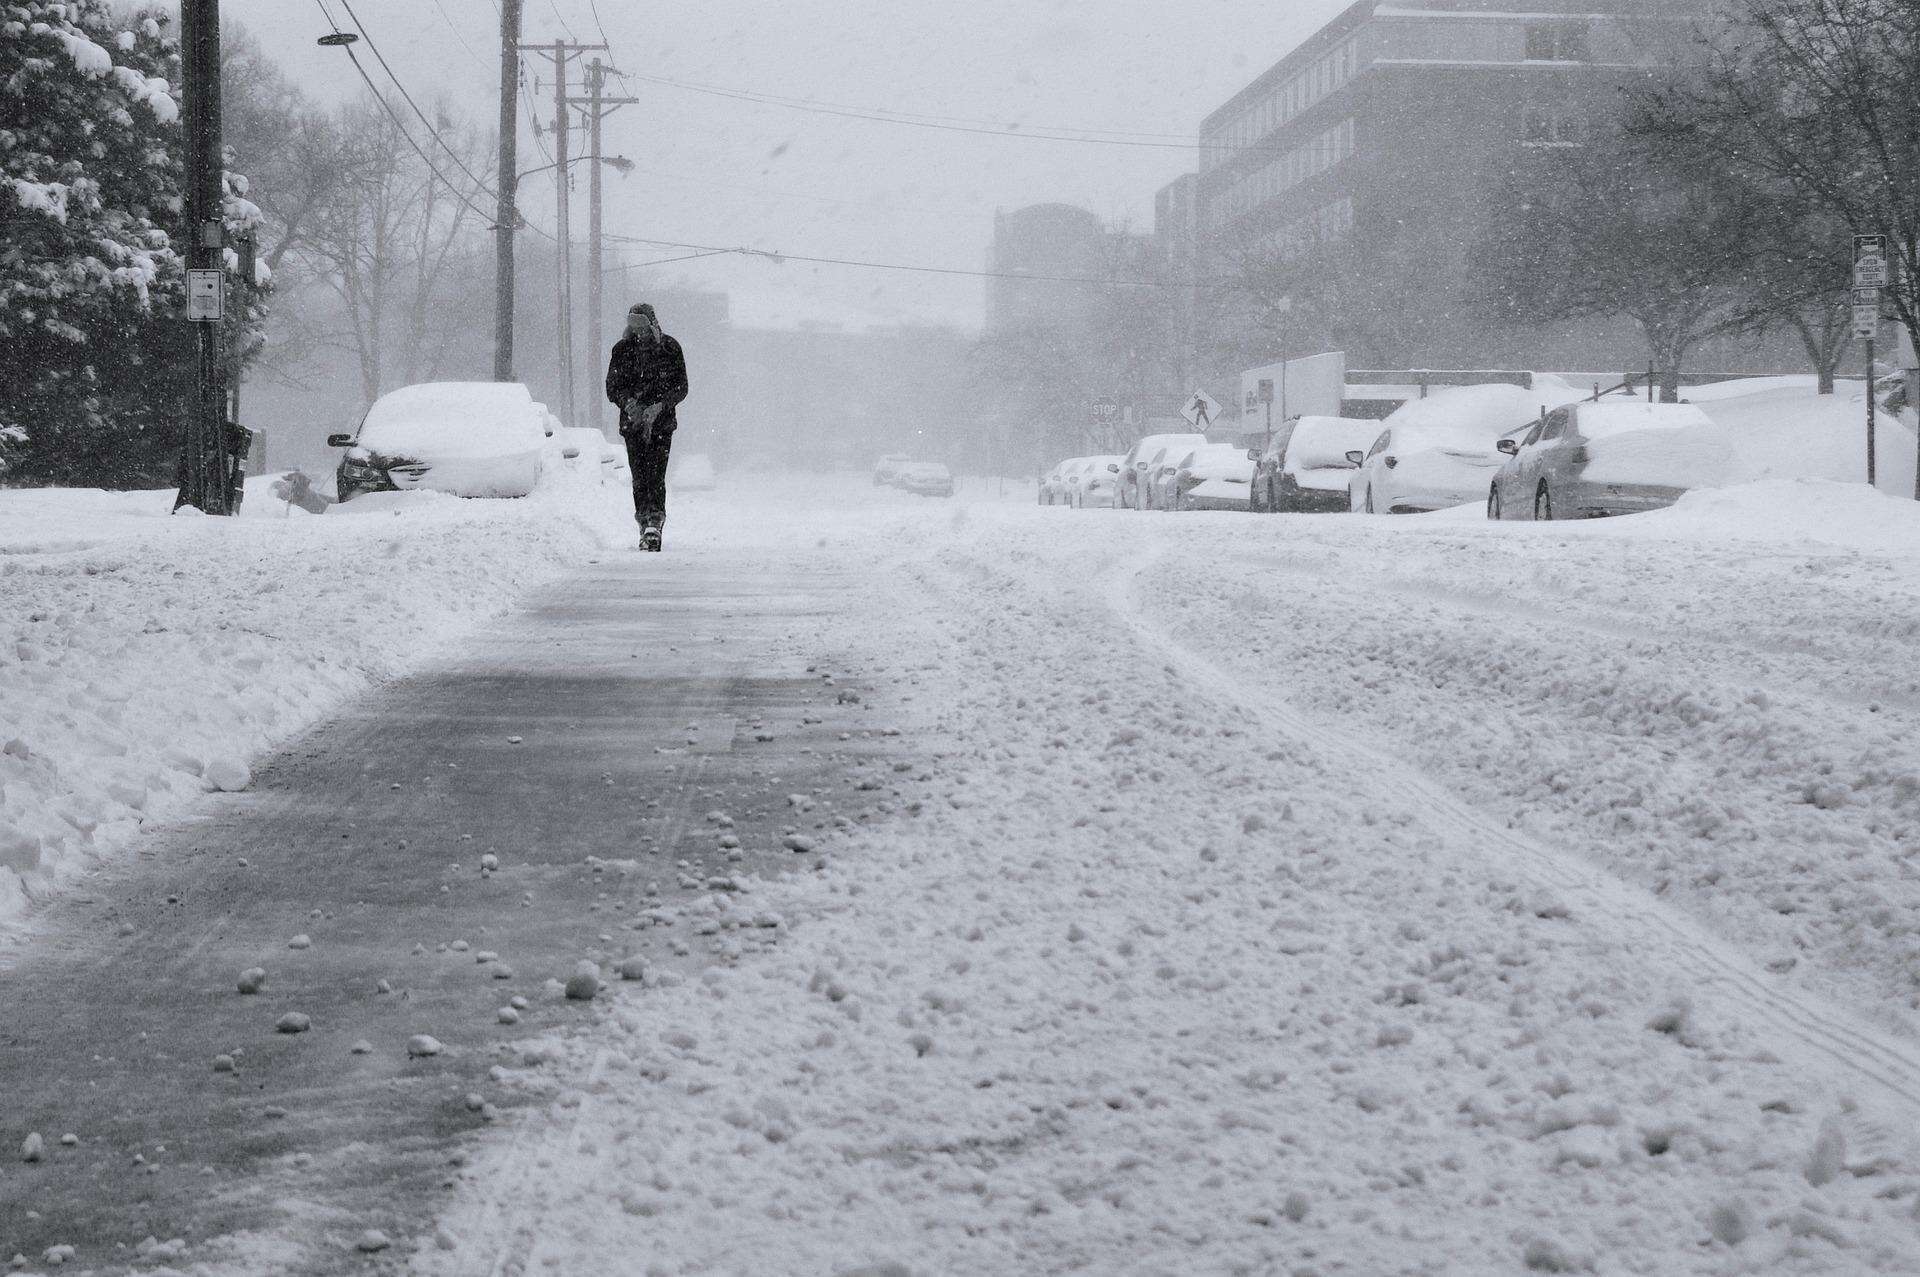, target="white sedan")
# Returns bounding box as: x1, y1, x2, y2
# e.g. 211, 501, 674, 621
1347, 384, 1564, 515
330, 382, 549, 501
